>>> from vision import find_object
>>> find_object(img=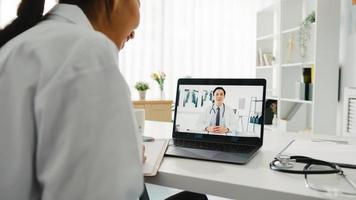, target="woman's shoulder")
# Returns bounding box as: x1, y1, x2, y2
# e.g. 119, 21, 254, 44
1, 19, 117, 61
1, 21, 119, 88
42, 20, 117, 55
39, 20, 118, 64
